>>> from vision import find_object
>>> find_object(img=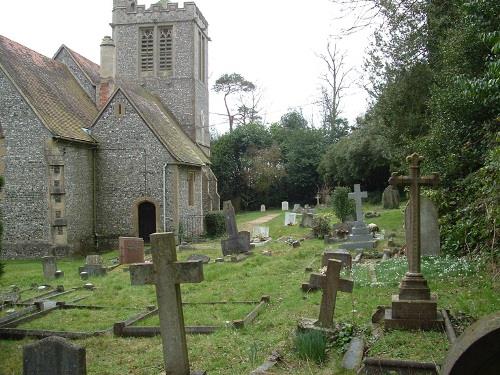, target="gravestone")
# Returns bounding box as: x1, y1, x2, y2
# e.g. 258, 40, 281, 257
252, 226, 270, 239
284, 212, 297, 226
322, 249, 352, 270
281, 201, 289, 211
405, 197, 440, 256
260, 204, 266, 212
316, 194, 321, 206
23, 336, 86, 375
300, 212, 315, 228
42, 256, 57, 280
292, 203, 301, 213
78, 255, 106, 277
119, 237, 145, 264
382, 185, 400, 209
220, 201, 250, 256
441, 311, 500, 375
187, 254, 210, 264
129, 233, 205, 375
383, 153, 443, 331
